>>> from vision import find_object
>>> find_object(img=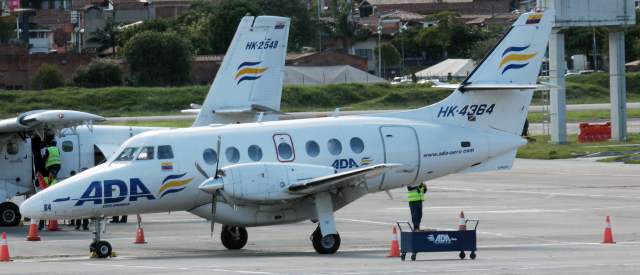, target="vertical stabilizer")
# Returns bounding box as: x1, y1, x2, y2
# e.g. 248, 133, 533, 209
193, 16, 290, 126
383, 10, 554, 135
